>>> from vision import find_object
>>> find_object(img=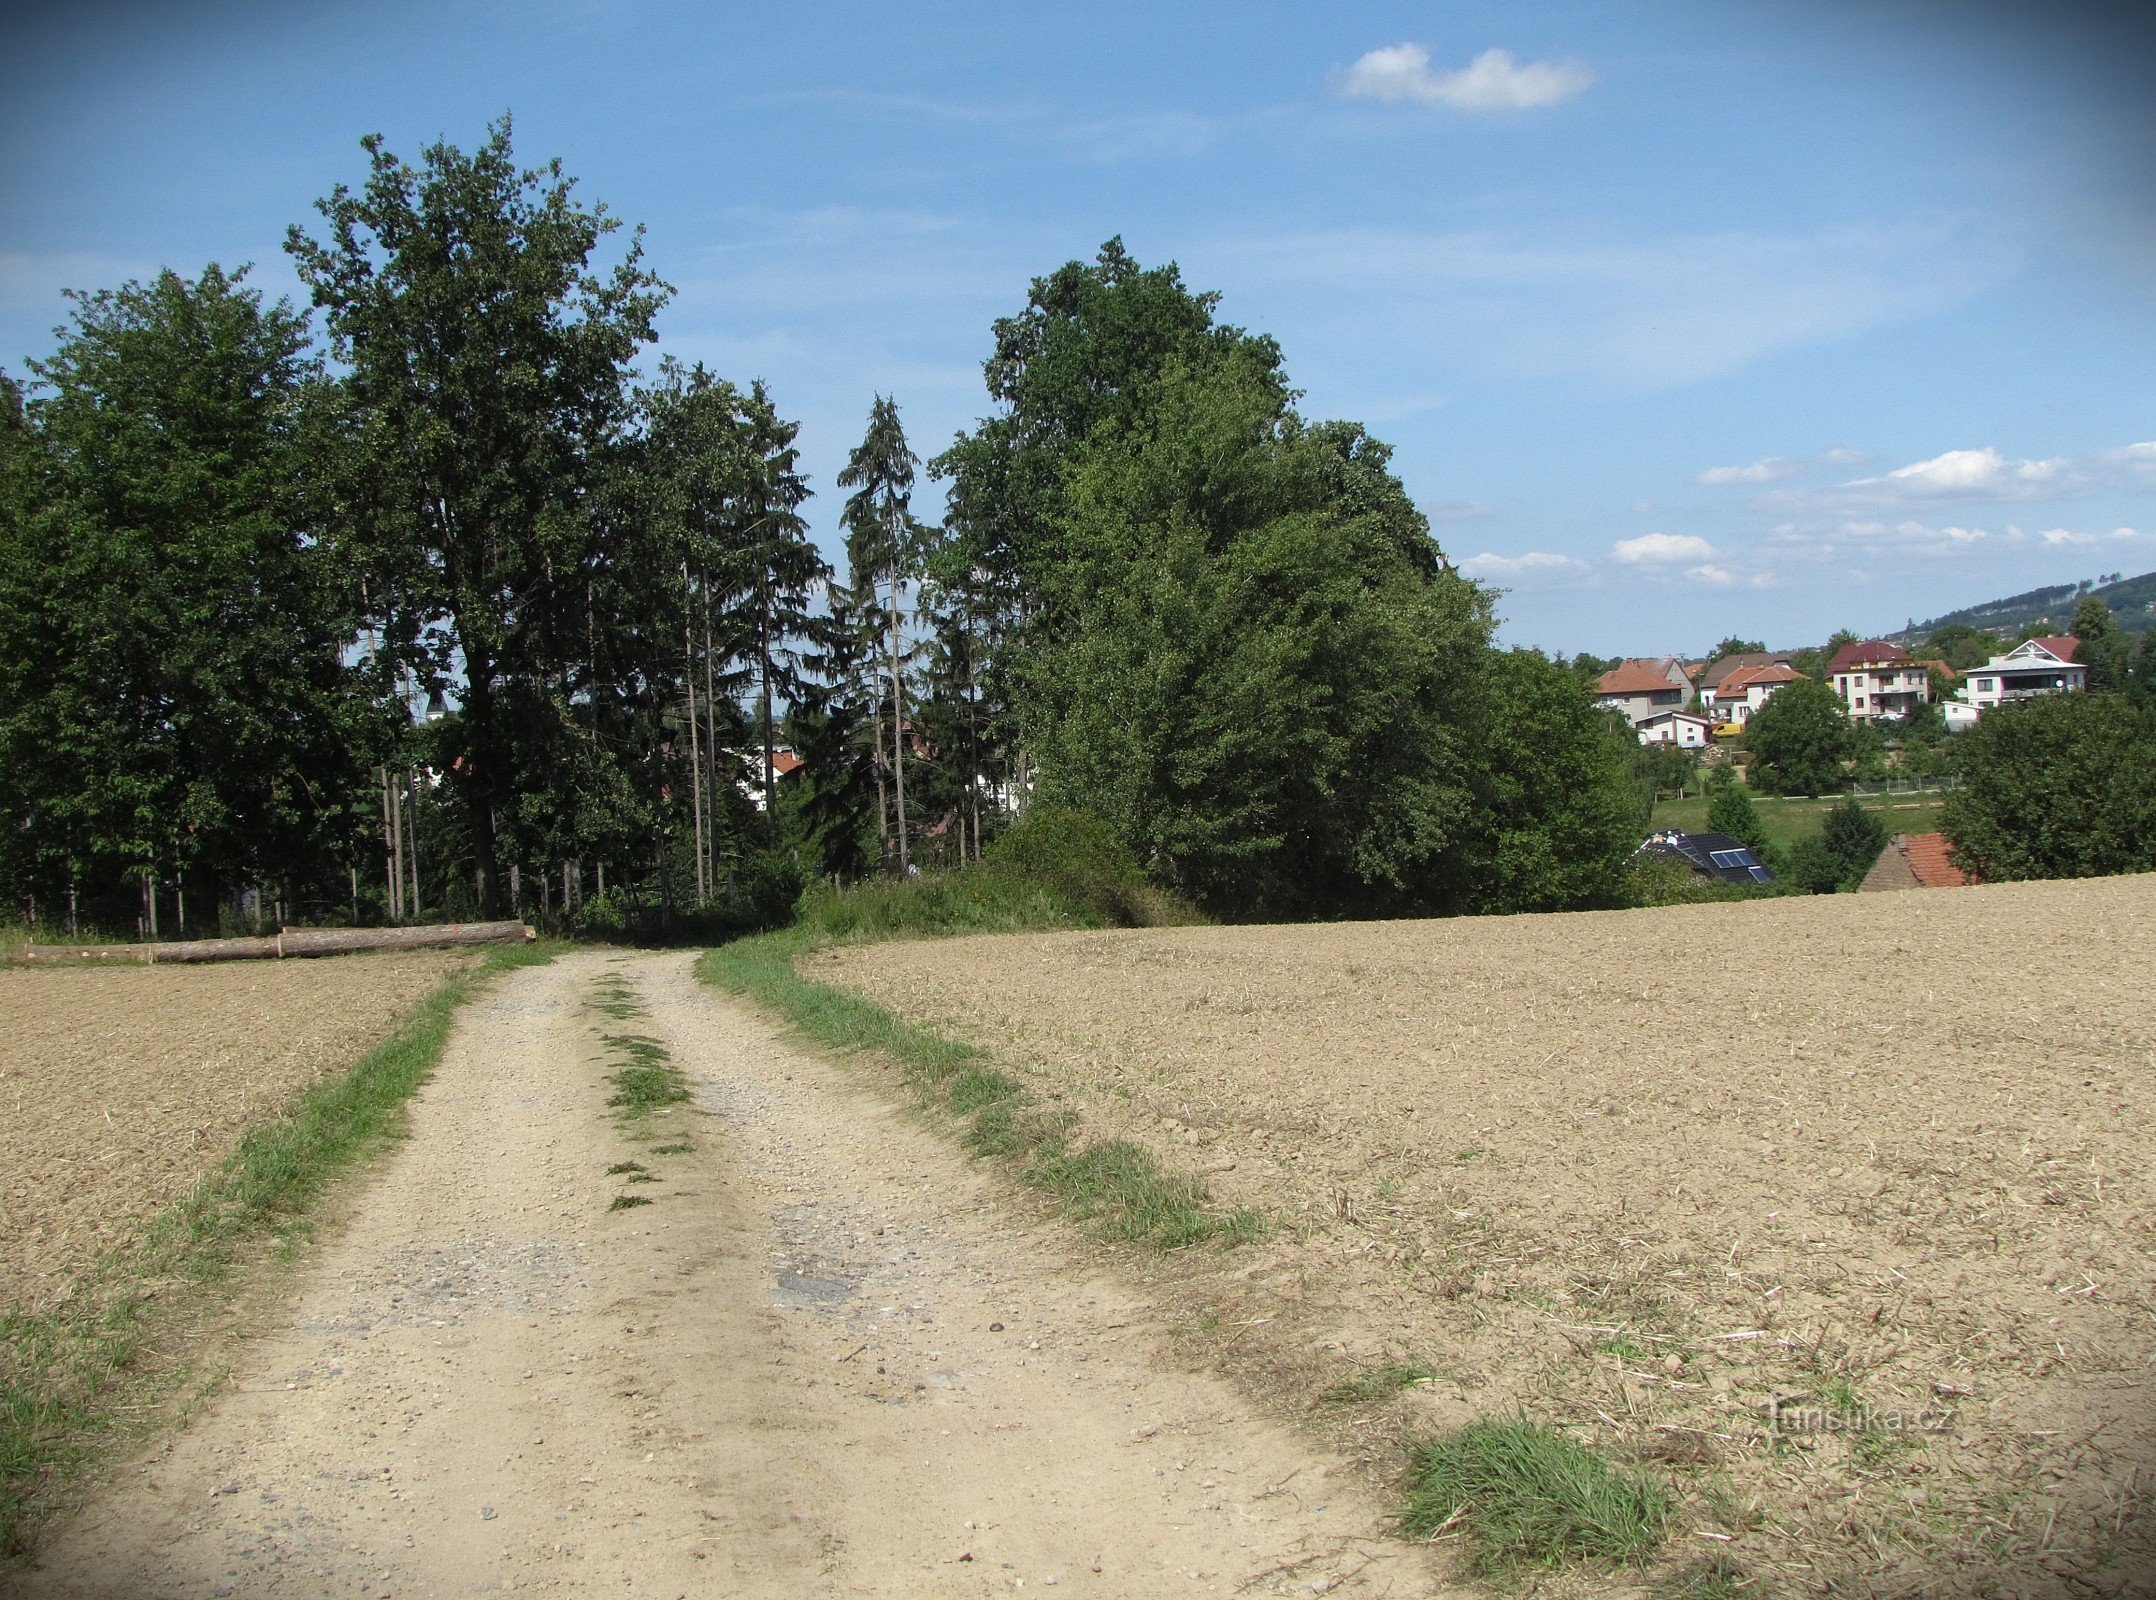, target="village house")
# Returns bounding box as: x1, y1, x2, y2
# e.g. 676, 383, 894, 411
1961, 636, 2086, 709
1593, 657, 1691, 726
1696, 649, 1796, 705
1828, 640, 1932, 722
1703, 661, 1805, 726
